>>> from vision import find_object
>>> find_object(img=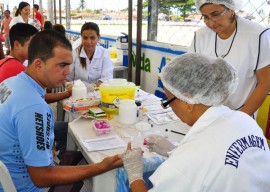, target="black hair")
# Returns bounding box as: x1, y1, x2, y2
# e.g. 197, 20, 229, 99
28, 30, 72, 64
33, 4, 39, 10
9, 23, 38, 50
80, 22, 100, 36
77, 22, 100, 69
52, 24, 66, 36
44, 21, 53, 30
15, 1, 30, 16
4, 10, 10, 14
